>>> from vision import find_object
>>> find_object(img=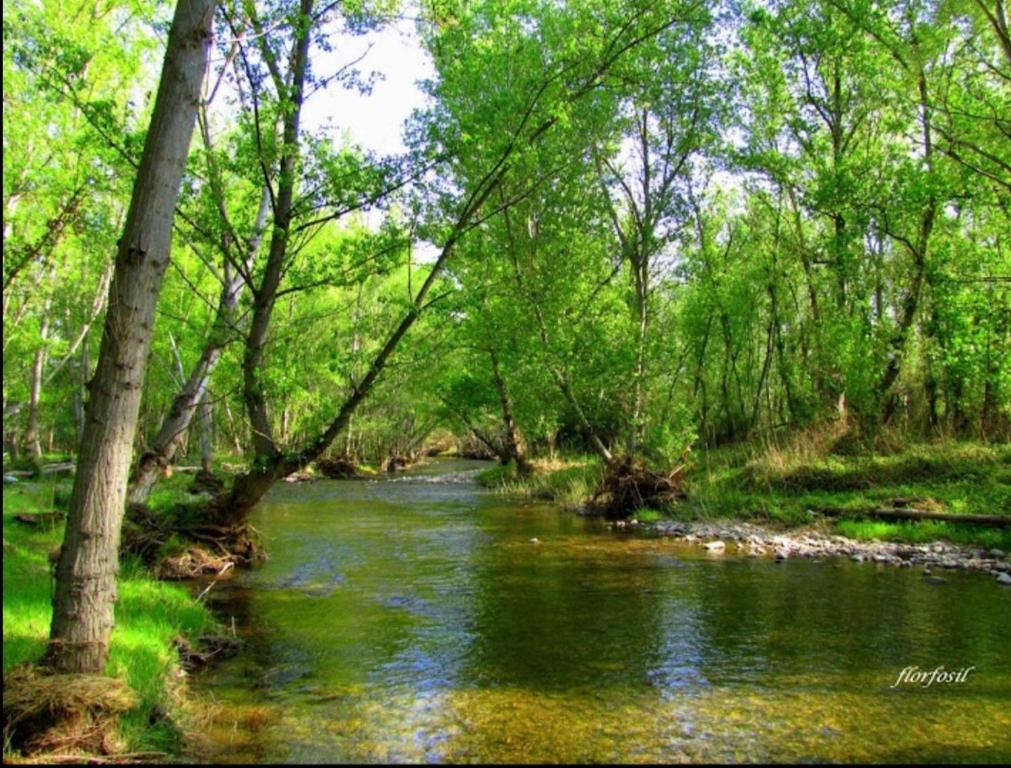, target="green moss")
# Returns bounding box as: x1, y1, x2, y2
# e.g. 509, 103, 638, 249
2, 479, 216, 757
